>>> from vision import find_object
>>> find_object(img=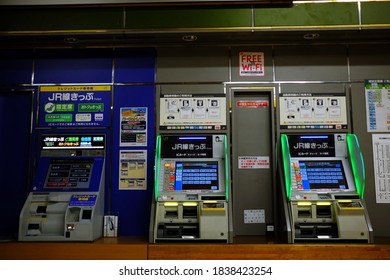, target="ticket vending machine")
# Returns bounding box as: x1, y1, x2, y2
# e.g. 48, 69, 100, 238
279, 133, 374, 243
19, 134, 106, 241
150, 134, 231, 243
